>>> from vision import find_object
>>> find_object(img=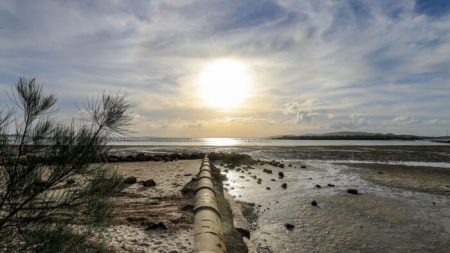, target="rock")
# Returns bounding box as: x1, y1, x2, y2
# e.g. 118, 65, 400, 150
327, 183, 335, 187
66, 179, 75, 185
288, 164, 292, 167
347, 189, 359, 195
257, 179, 262, 184
281, 183, 287, 189
311, 200, 318, 206
284, 223, 295, 230
236, 228, 251, 238
124, 176, 137, 184
301, 165, 306, 168
315, 184, 321, 188
266, 187, 271, 190
108, 155, 120, 162
378, 171, 384, 174
432, 202, 436, 205
278, 172, 284, 178
142, 179, 156, 187
263, 168, 273, 174
145, 222, 167, 230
